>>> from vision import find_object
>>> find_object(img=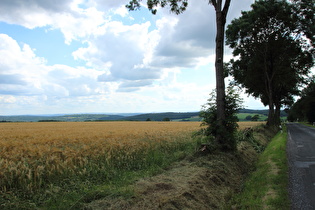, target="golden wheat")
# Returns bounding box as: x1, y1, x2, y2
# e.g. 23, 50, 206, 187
0, 121, 264, 193
0, 121, 201, 192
